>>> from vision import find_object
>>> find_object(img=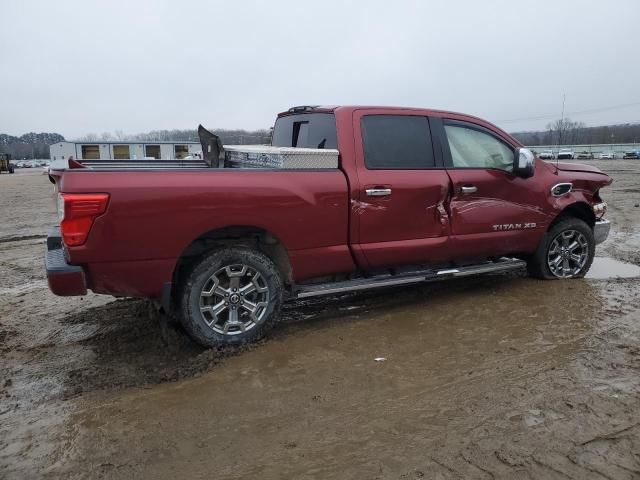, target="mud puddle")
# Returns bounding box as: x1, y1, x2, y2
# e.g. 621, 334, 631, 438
586, 256, 640, 279
46, 275, 640, 479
